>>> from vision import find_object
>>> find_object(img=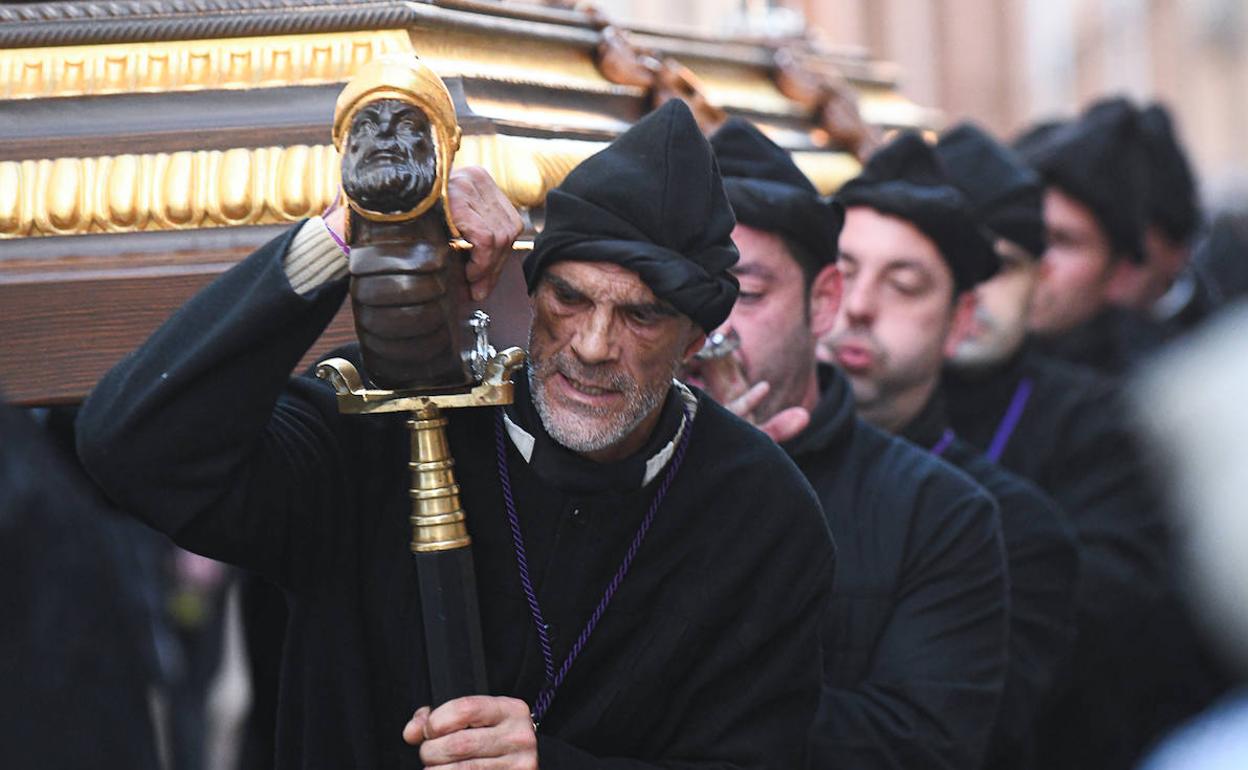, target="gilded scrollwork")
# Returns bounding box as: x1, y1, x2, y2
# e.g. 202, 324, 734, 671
0, 146, 340, 237
0, 30, 412, 100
